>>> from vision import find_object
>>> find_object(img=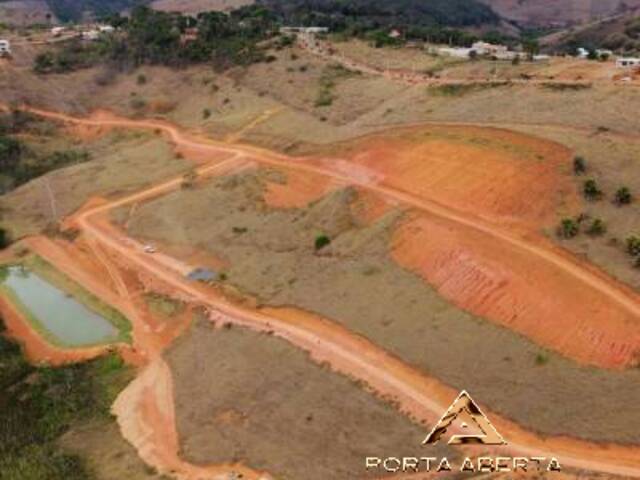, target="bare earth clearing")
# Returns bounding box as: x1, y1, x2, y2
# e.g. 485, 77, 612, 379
2, 33, 640, 479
